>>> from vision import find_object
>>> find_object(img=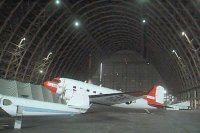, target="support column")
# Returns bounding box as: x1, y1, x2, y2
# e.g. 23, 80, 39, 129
197, 89, 200, 109
194, 90, 197, 109
14, 106, 23, 129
